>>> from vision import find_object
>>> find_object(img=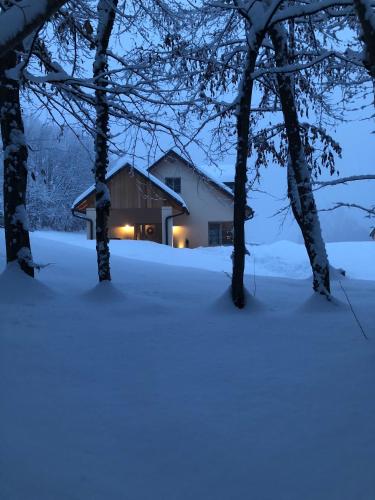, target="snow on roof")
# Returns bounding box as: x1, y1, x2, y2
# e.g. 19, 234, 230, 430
193, 163, 235, 197
148, 150, 235, 200
72, 185, 96, 210
72, 159, 188, 211
199, 163, 235, 183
